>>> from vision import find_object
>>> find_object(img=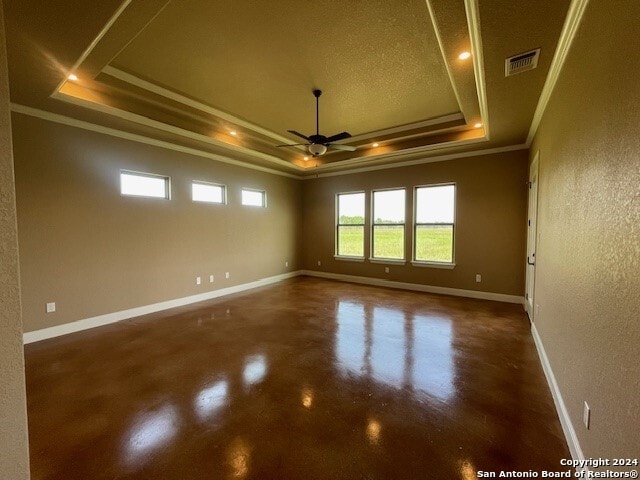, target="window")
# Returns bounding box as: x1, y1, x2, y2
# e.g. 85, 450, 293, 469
241, 188, 266, 207
414, 184, 455, 264
336, 192, 365, 257
372, 188, 405, 260
120, 170, 170, 199
192, 181, 225, 204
